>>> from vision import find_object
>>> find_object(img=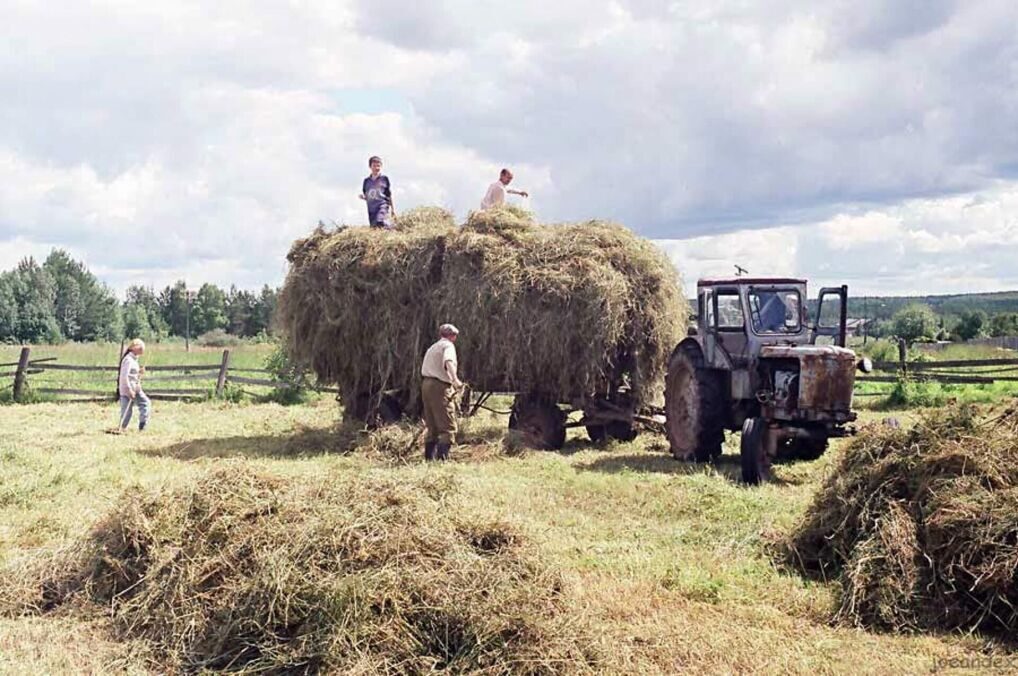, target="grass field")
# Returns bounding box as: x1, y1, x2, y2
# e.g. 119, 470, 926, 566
0, 397, 1001, 674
